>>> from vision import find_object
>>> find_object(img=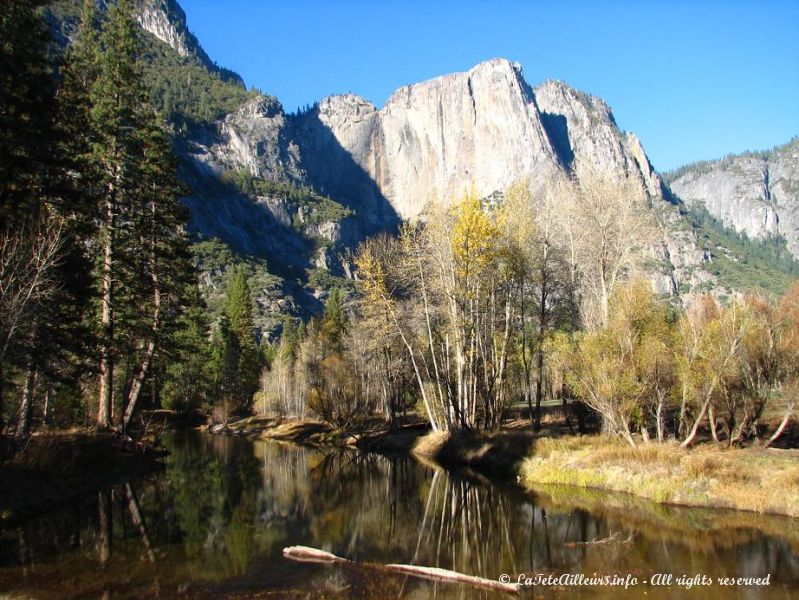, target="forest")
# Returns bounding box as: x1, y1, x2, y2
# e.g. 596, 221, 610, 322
1, 0, 797, 458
